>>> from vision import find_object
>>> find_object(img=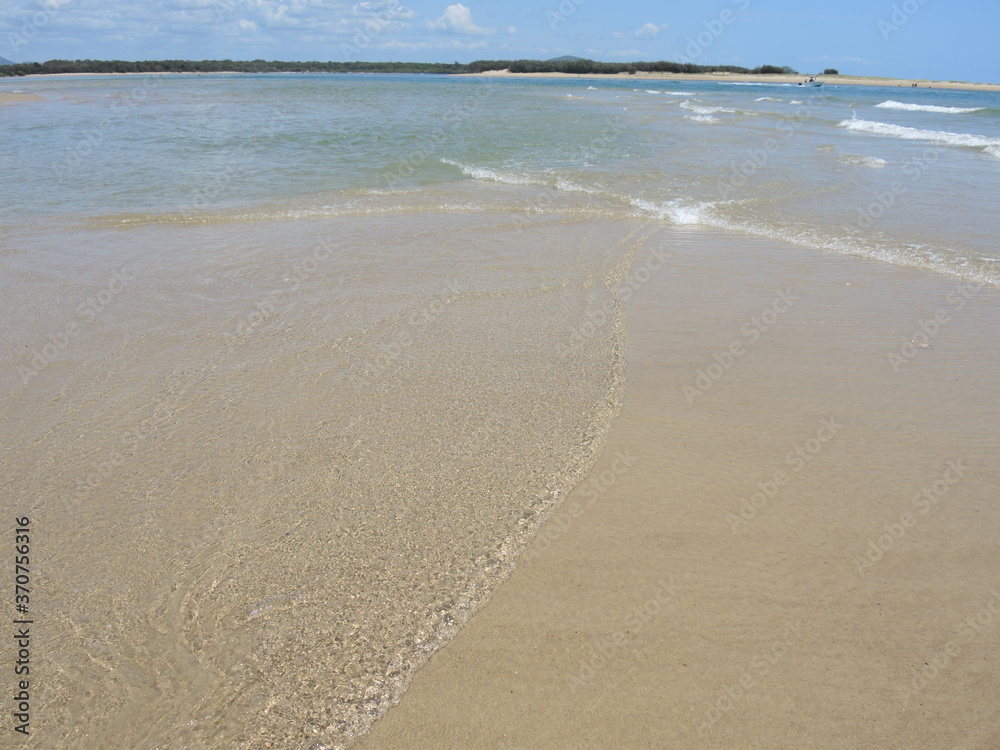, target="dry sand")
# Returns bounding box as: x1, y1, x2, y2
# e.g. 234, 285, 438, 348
464, 70, 1000, 92
359, 228, 1000, 749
